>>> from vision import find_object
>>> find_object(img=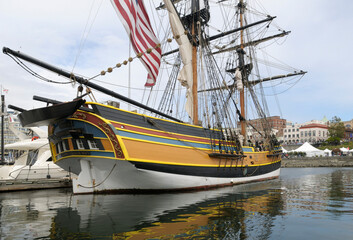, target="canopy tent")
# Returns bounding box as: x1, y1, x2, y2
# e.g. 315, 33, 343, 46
323, 148, 332, 156
340, 147, 349, 153
292, 142, 325, 157
282, 147, 288, 153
